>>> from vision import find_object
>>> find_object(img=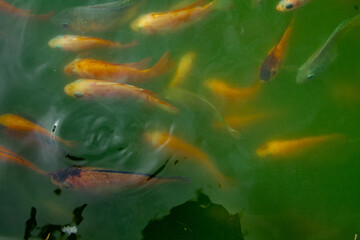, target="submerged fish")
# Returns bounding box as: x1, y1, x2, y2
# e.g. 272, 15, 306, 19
48, 35, 137, 52
260, 19, 293, 81
256, 134, 346, 158
168, 51, 196, 88
205, 79, 260, 101
64, 79, 179, 113
0, 0, 54, 20
51, 0, 142, 33
296, 14, 360, 83
276, 0, 312, 11
131, 0, 226, 34
215, 113, 270, 130
0, 114, 75, 147
0, 145, 46, 175
64, 52, 174, 83
144, 130, 231, 185
50, 166, 188, 191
